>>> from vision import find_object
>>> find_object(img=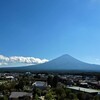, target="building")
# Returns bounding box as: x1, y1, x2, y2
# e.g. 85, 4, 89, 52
5, 76, 14, 80
32, 81, 47, 90
67, 86, 100, 95
9, 92, 33, 100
